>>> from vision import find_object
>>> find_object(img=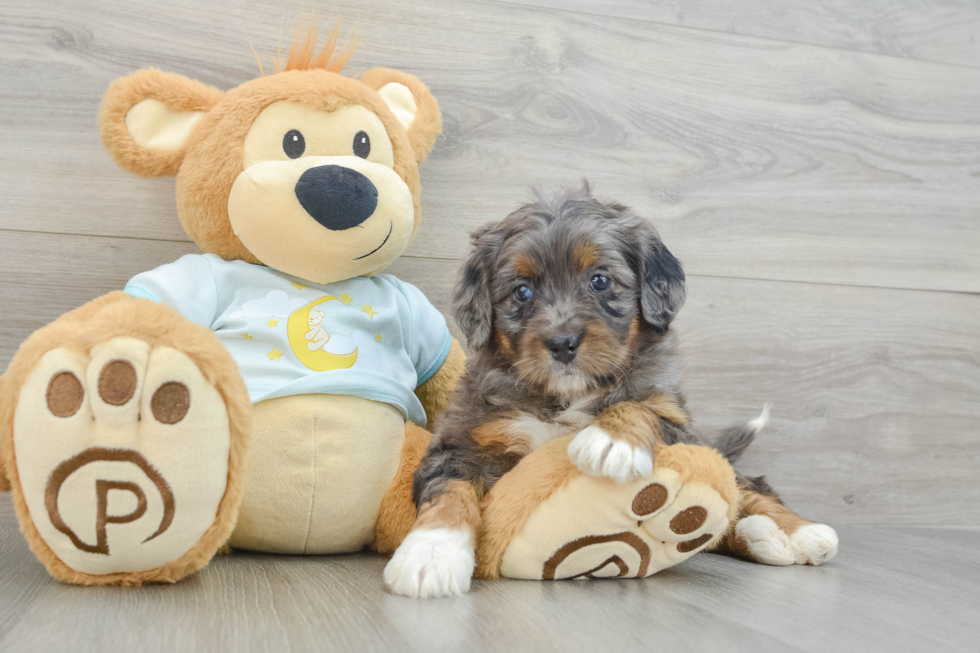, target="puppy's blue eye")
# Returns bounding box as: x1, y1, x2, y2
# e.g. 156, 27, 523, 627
514, 285, 533, 303
590, 274, 610, 292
